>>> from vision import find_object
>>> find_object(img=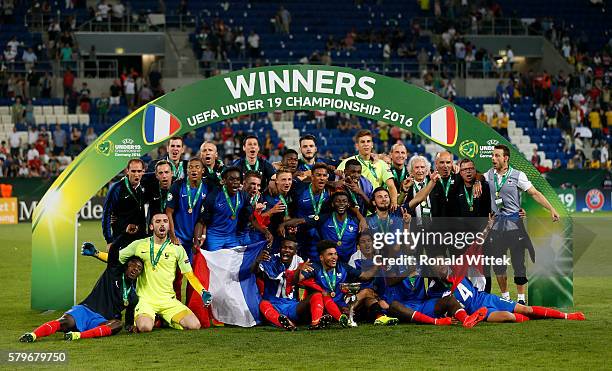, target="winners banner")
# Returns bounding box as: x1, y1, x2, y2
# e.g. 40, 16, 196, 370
31, 65, 572, 309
